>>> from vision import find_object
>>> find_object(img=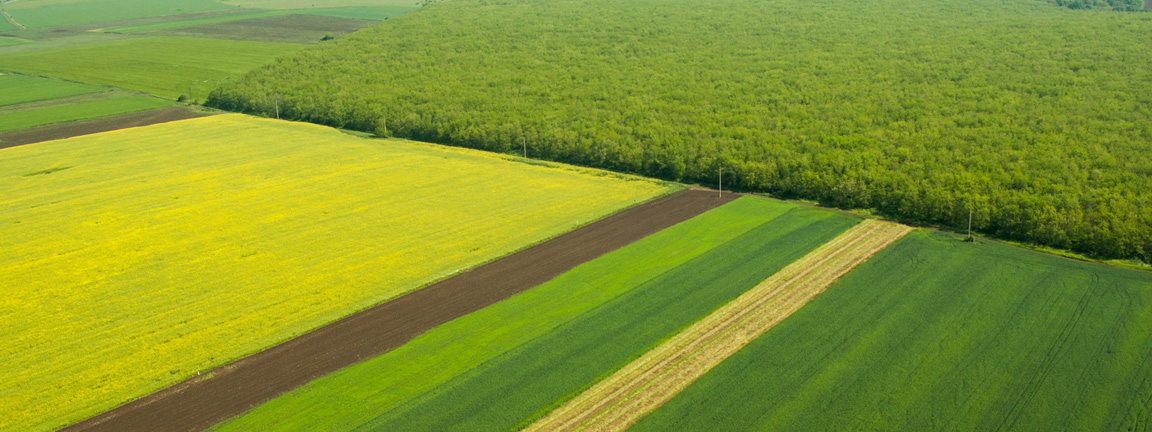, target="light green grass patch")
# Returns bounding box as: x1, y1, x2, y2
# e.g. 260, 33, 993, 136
0, 74, 106, 106
0, 37, 33, 47
104, 6, 412, 33
635, 230, 1152, 431
102, 11, 289, 33
209, 196, 796, 431
222, 0, 421, 8
1, 0, 236, 29
302, 6, 415, 20
0, 36, 305, 99
0, 94, 171, 131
